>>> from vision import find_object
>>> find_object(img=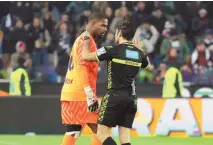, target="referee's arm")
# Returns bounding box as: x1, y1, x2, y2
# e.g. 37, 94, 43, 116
140, 53, 150, 69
